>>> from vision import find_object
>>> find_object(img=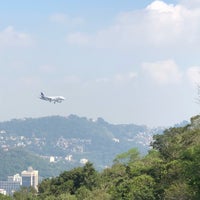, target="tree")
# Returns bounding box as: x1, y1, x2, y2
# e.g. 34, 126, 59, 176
113, 148, 140, 165
129, 175, 156, 200
181, 145, 200, 199
38, 178, 52, 199
57, 193, 77, 200
152, 127, 185, 161
82, 162, 99, 190
84, 188, 111, 200
164, 182, 193, 200
0, 194, 12, 200
13, 186, 37, 200
75, 186, 90, 200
